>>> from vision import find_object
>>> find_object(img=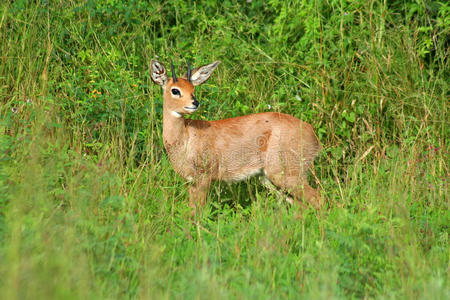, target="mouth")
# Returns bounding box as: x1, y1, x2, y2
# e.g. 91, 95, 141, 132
184, 106, 199, 112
